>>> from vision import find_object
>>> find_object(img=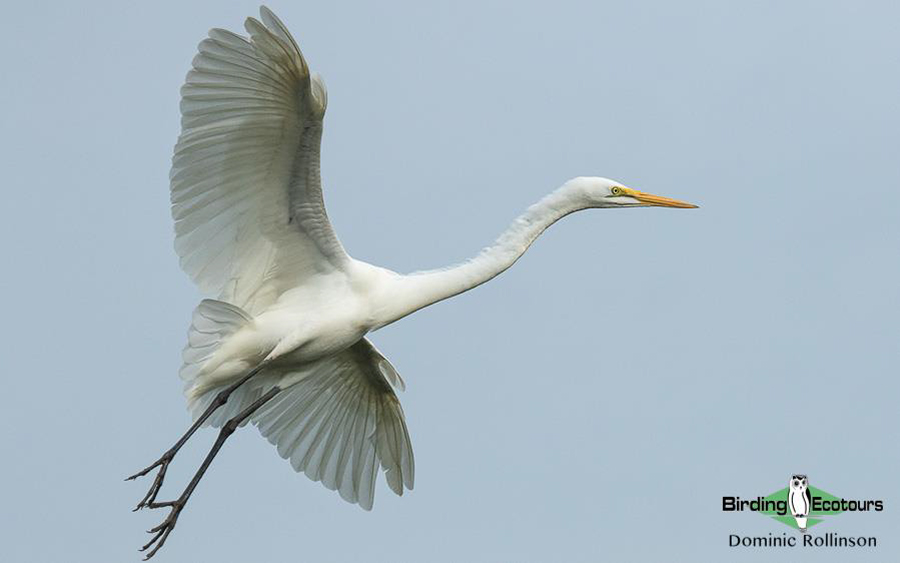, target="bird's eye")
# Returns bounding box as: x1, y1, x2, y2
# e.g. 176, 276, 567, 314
610, 186, 623, 196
